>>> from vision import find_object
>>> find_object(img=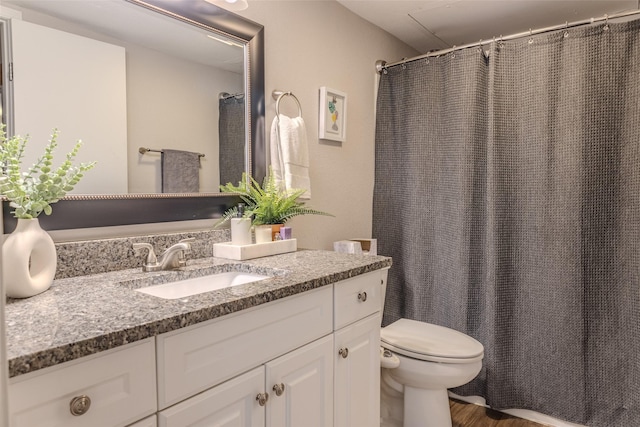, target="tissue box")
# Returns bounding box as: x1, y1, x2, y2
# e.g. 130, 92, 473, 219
333, 240, 363, 255
349, 239, 377, 256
